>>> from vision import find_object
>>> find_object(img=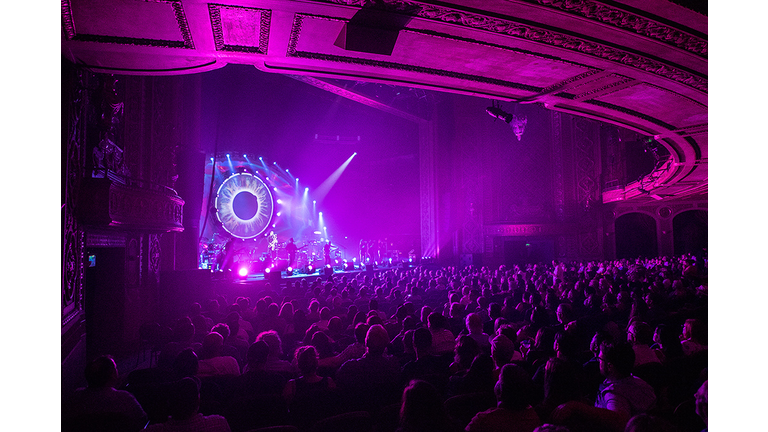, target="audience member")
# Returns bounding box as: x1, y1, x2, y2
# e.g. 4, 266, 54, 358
283, 345, 338, 429
237, 341, 287, 396
398, 380, 457, 432
197, 332, 241, 377
680, 319, 707, 356
256, 330, 298, 378
62, 355, 148, 432
144, 377, 231, 432
466, 363, 542, 432
335, 324, 402, 413
551, 341, 656, 432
